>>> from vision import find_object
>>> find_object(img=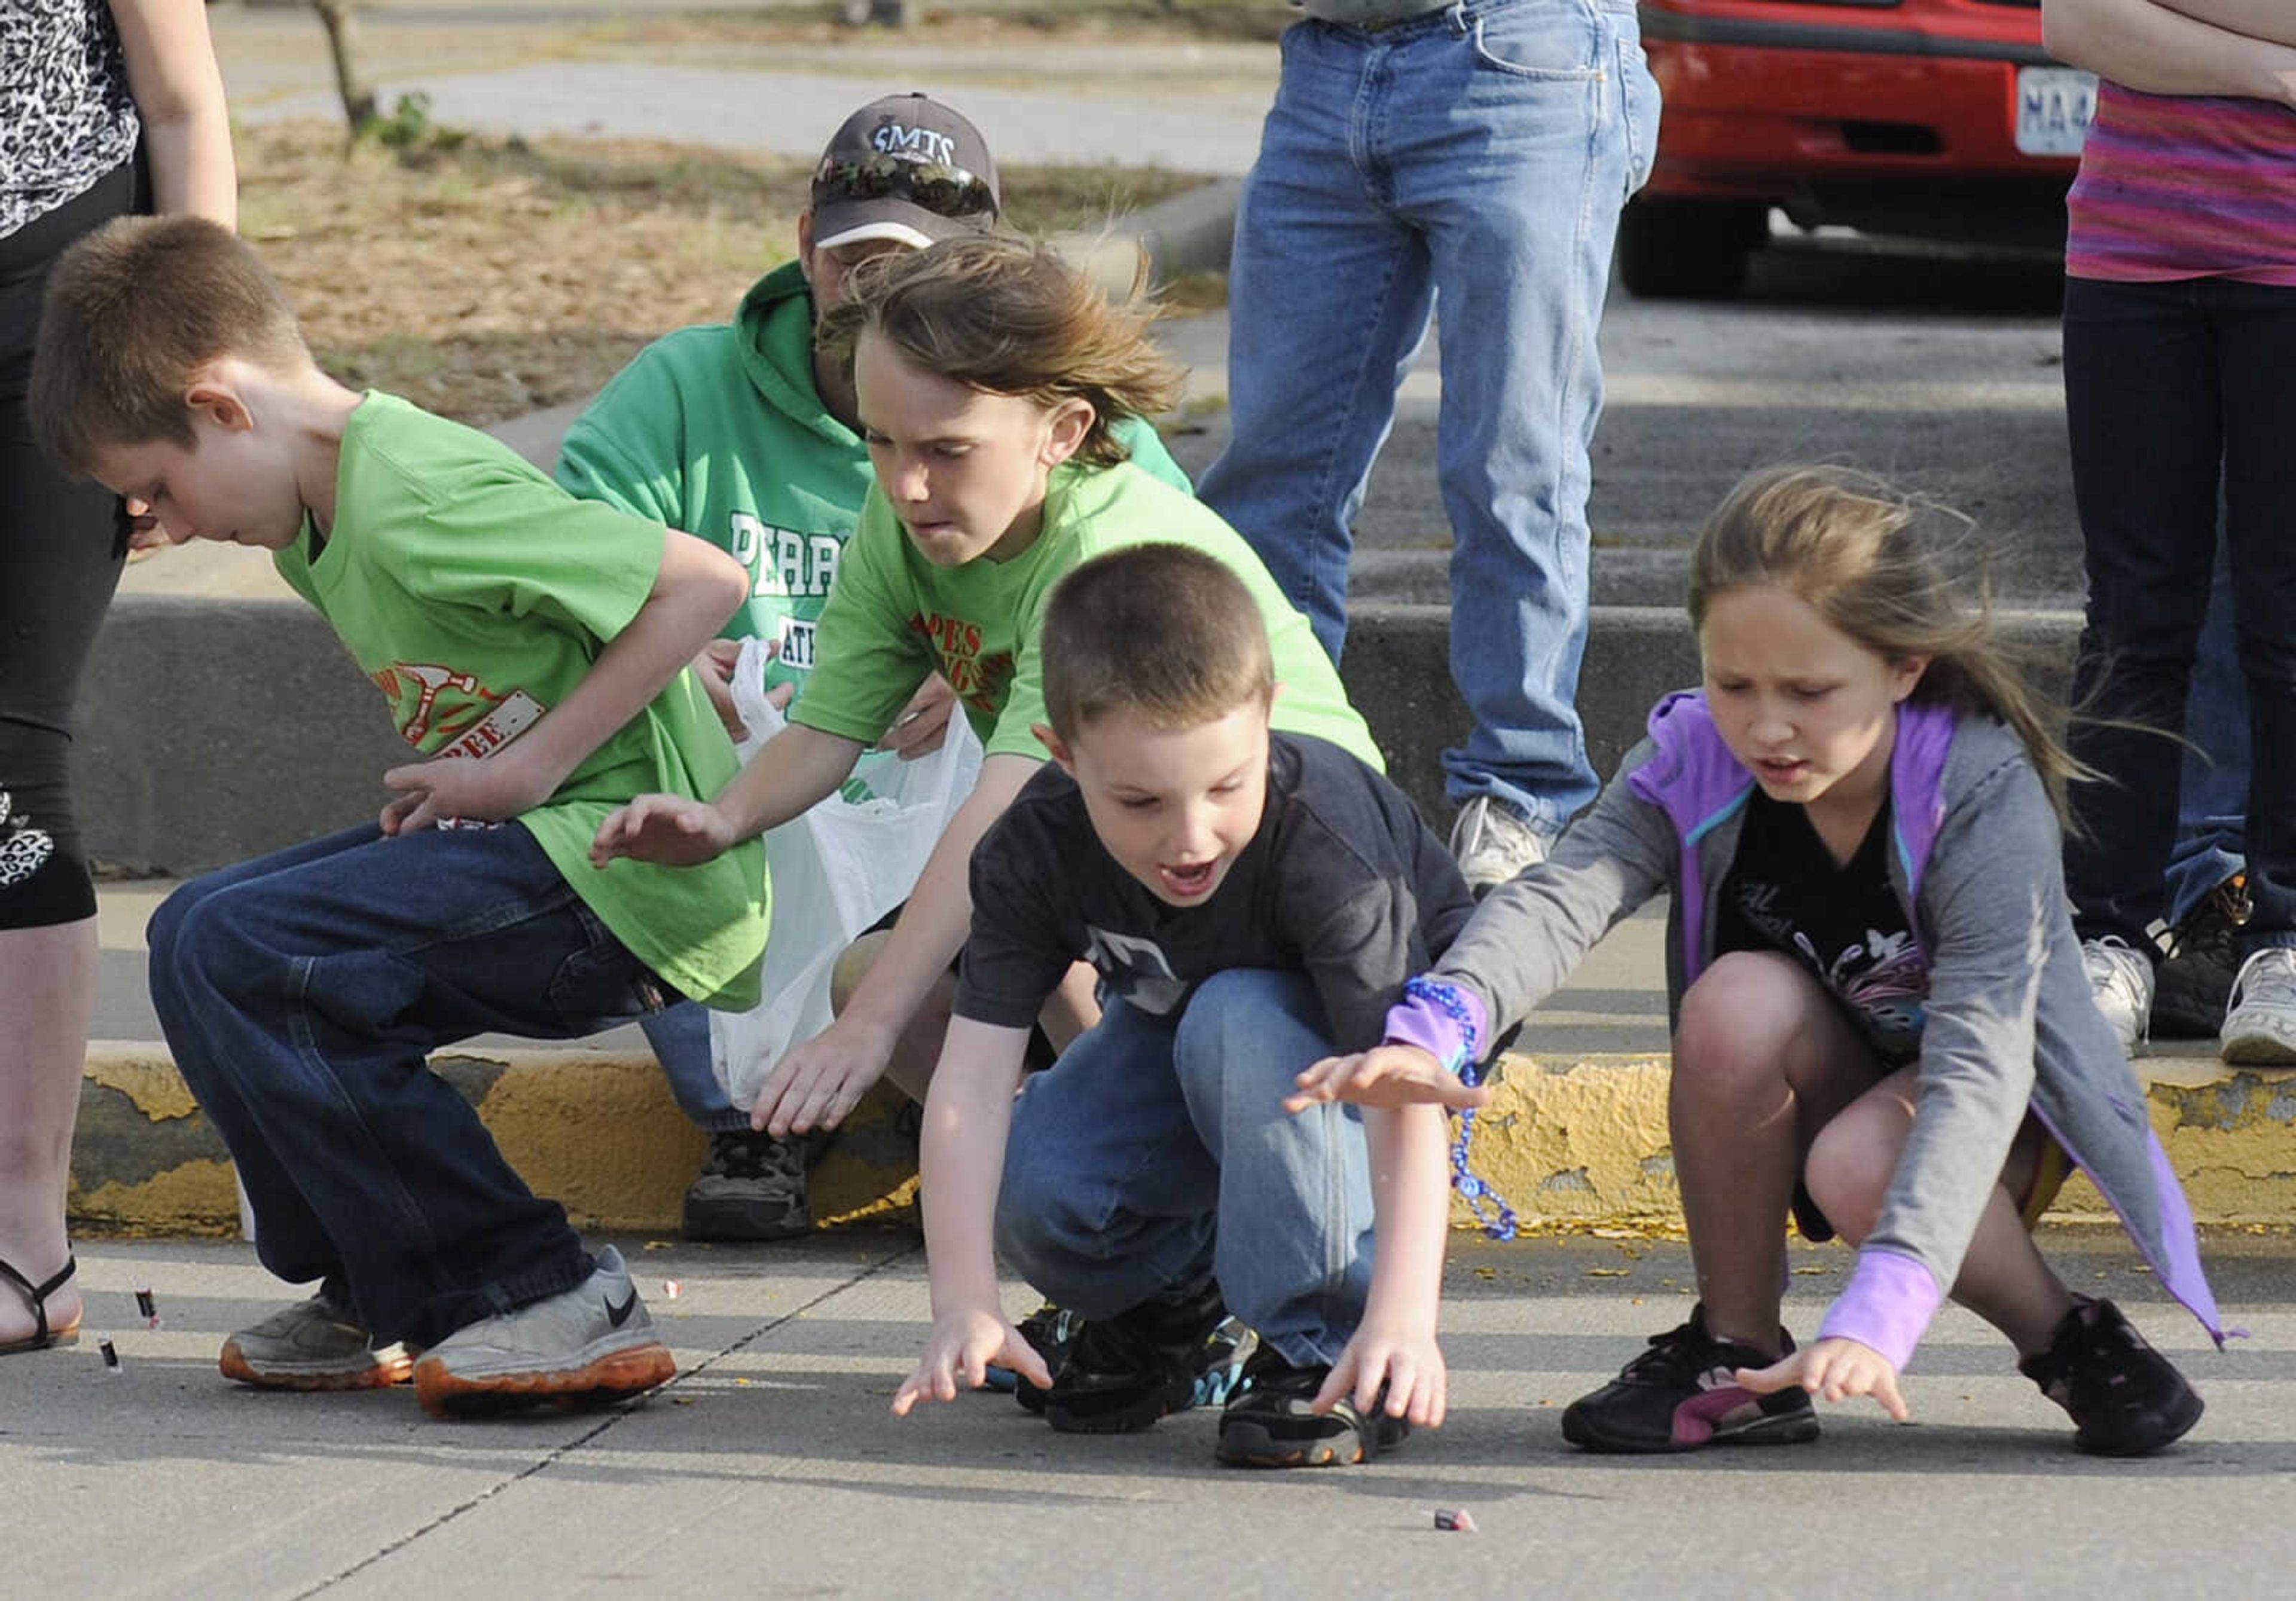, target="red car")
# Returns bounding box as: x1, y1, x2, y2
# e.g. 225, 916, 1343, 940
1621, 0, 2097, 297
